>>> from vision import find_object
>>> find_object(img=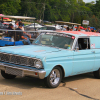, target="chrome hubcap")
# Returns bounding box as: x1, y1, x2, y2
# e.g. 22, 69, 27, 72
50, 69, 60, 85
